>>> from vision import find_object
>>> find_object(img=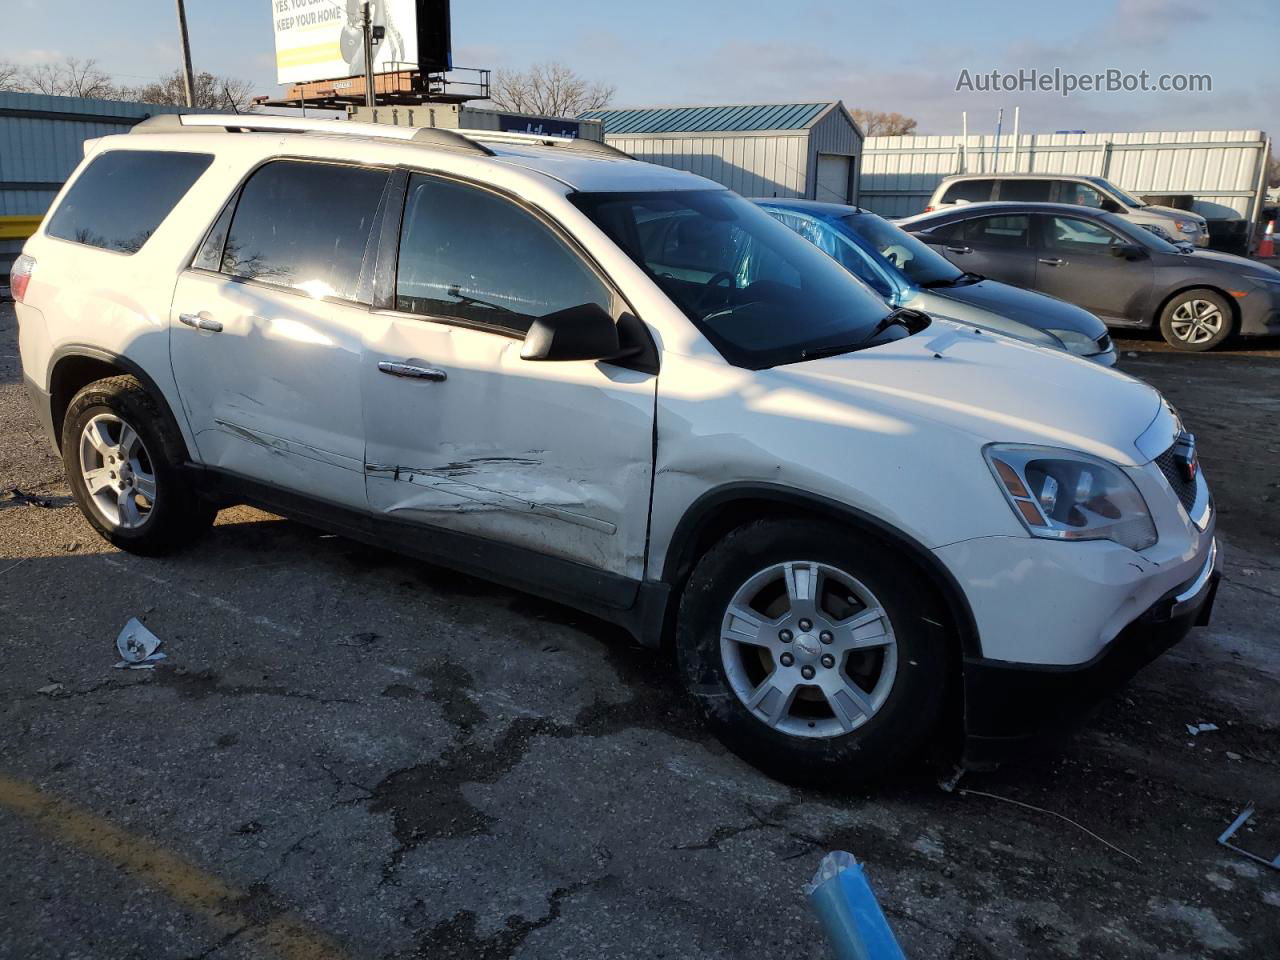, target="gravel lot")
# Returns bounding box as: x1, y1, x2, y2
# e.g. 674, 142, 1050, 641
1, 301, 1278, 959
